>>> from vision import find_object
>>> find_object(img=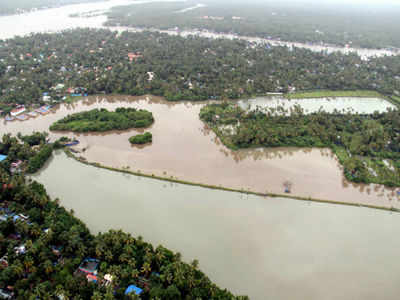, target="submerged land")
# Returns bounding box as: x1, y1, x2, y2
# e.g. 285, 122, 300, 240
1, 0, 400, 299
